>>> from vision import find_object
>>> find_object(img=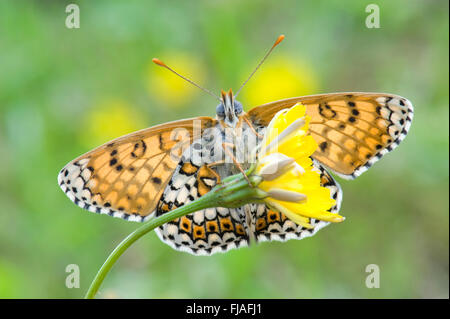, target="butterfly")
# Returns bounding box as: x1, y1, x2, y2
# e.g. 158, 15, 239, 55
58, 35, 413, 255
